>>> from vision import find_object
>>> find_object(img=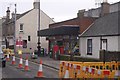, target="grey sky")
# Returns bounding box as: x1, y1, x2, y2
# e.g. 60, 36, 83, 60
0, 0, 119, 22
